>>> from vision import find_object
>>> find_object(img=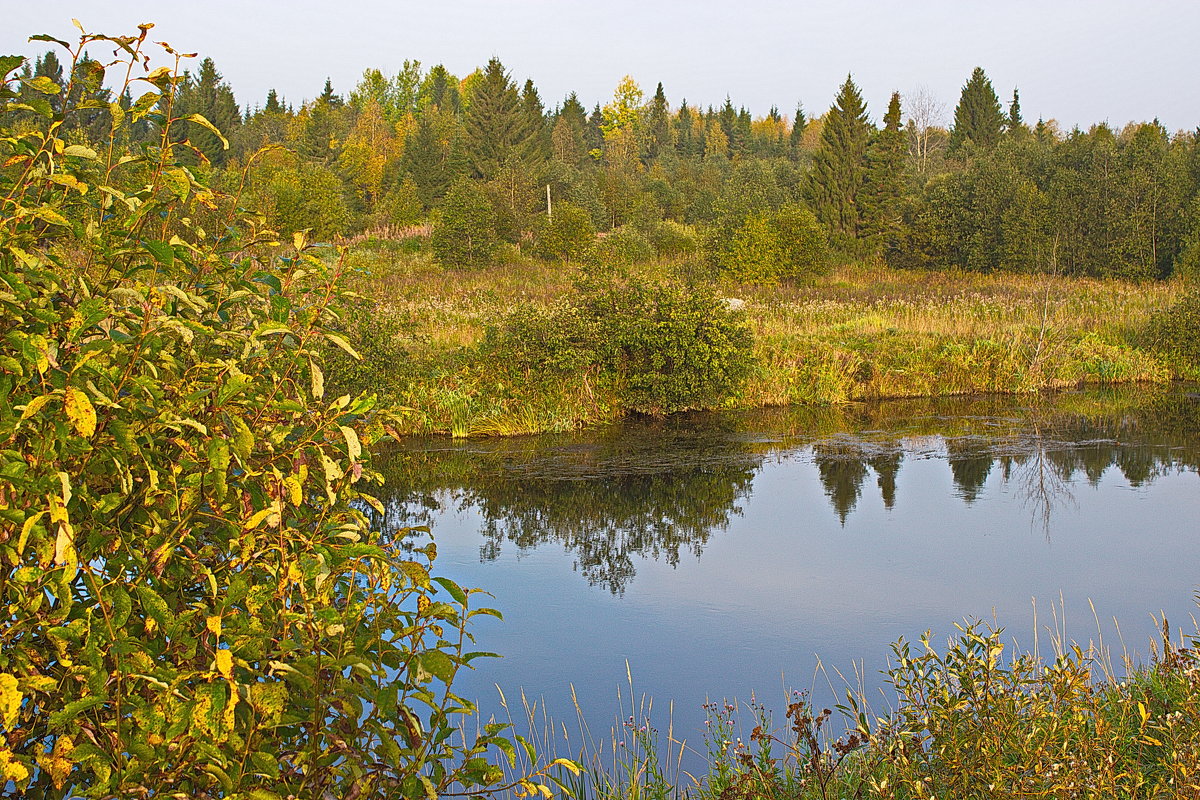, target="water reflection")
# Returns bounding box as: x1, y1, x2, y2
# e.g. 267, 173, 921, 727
374, 387, 1200, 593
